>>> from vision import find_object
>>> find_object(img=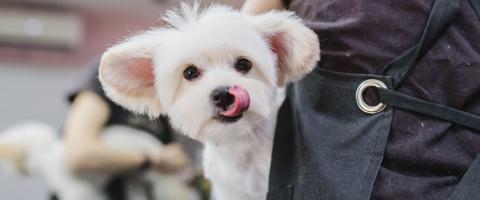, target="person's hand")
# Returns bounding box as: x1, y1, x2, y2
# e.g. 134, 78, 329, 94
148, 143, 189, 174
0, 143, 28, 175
